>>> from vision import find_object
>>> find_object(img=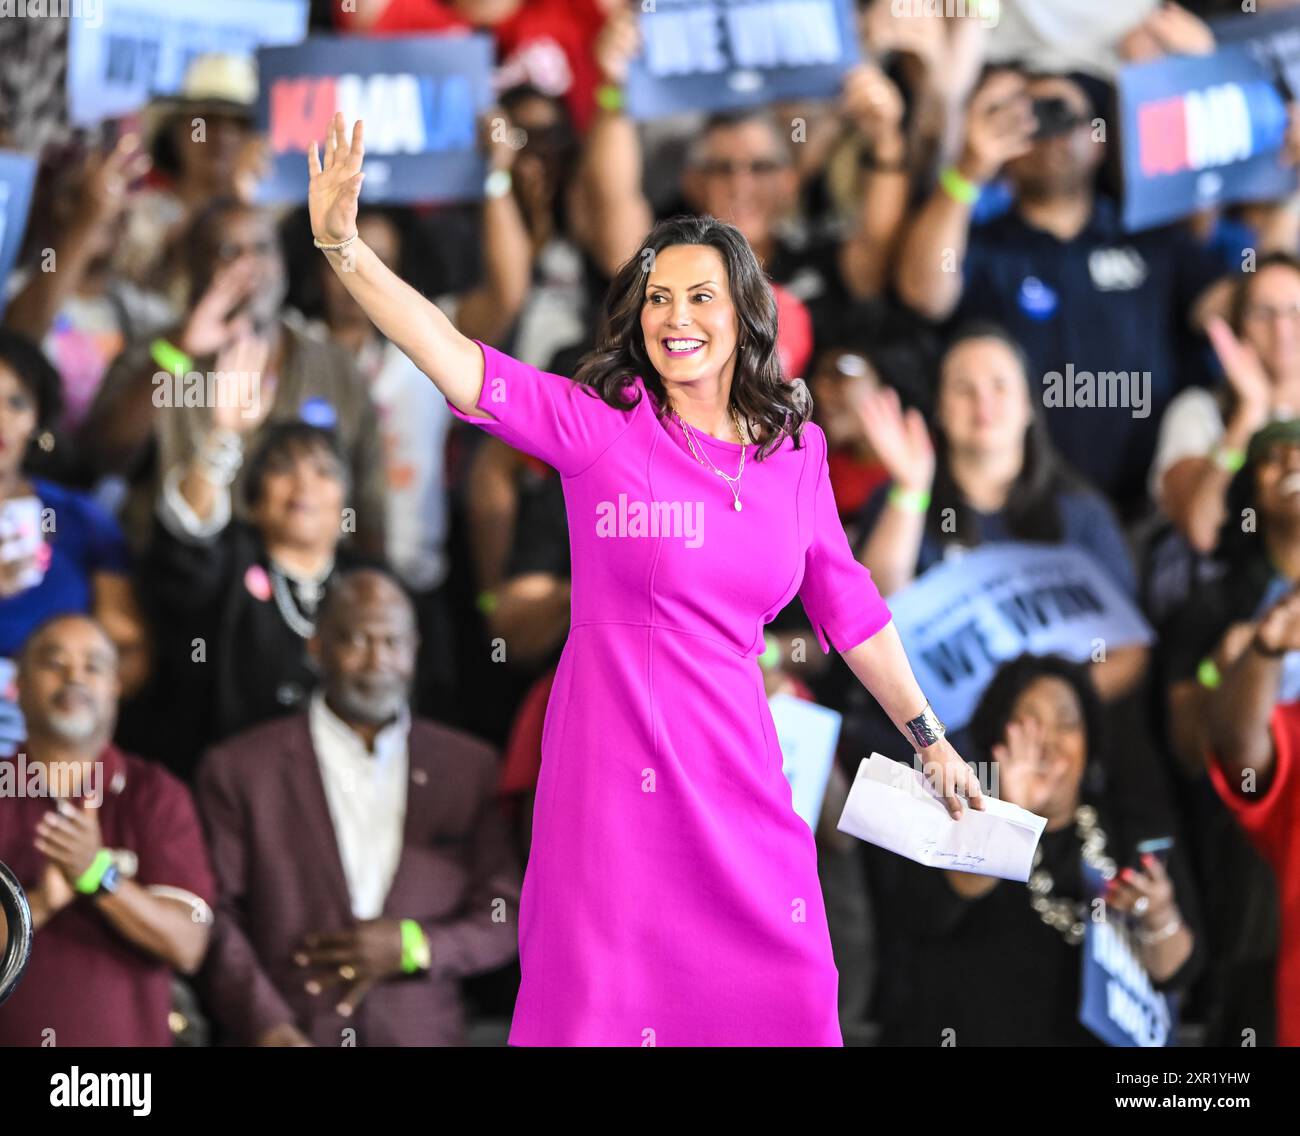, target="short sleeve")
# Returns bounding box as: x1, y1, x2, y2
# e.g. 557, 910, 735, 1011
798, 426, 892, 654
1148, 387, 1224, 503
132, 765, 217, 907
1207, 702, 1300, 867
447, 340, 637, 477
